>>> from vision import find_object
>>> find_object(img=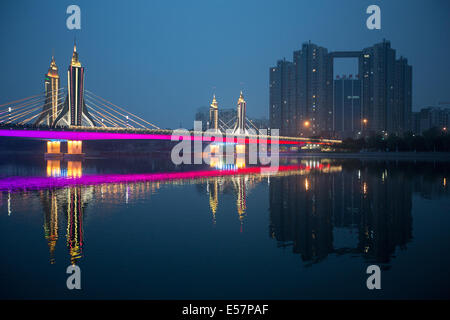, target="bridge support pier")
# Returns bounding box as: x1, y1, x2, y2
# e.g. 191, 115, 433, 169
45, 141, 63, 159
64, 140, 84, 160
235, 144, 246, 169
